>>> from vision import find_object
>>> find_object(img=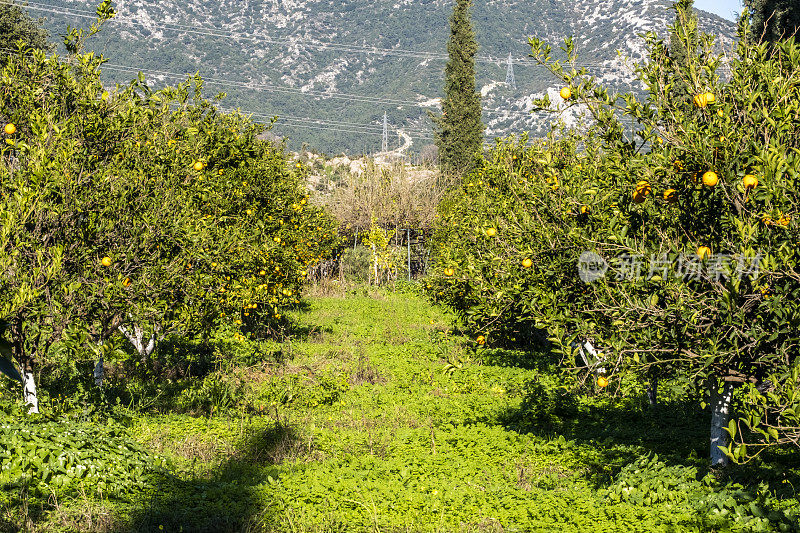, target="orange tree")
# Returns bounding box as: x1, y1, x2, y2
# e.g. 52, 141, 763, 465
0, 9, 337, 409
428, 1, 800, 467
